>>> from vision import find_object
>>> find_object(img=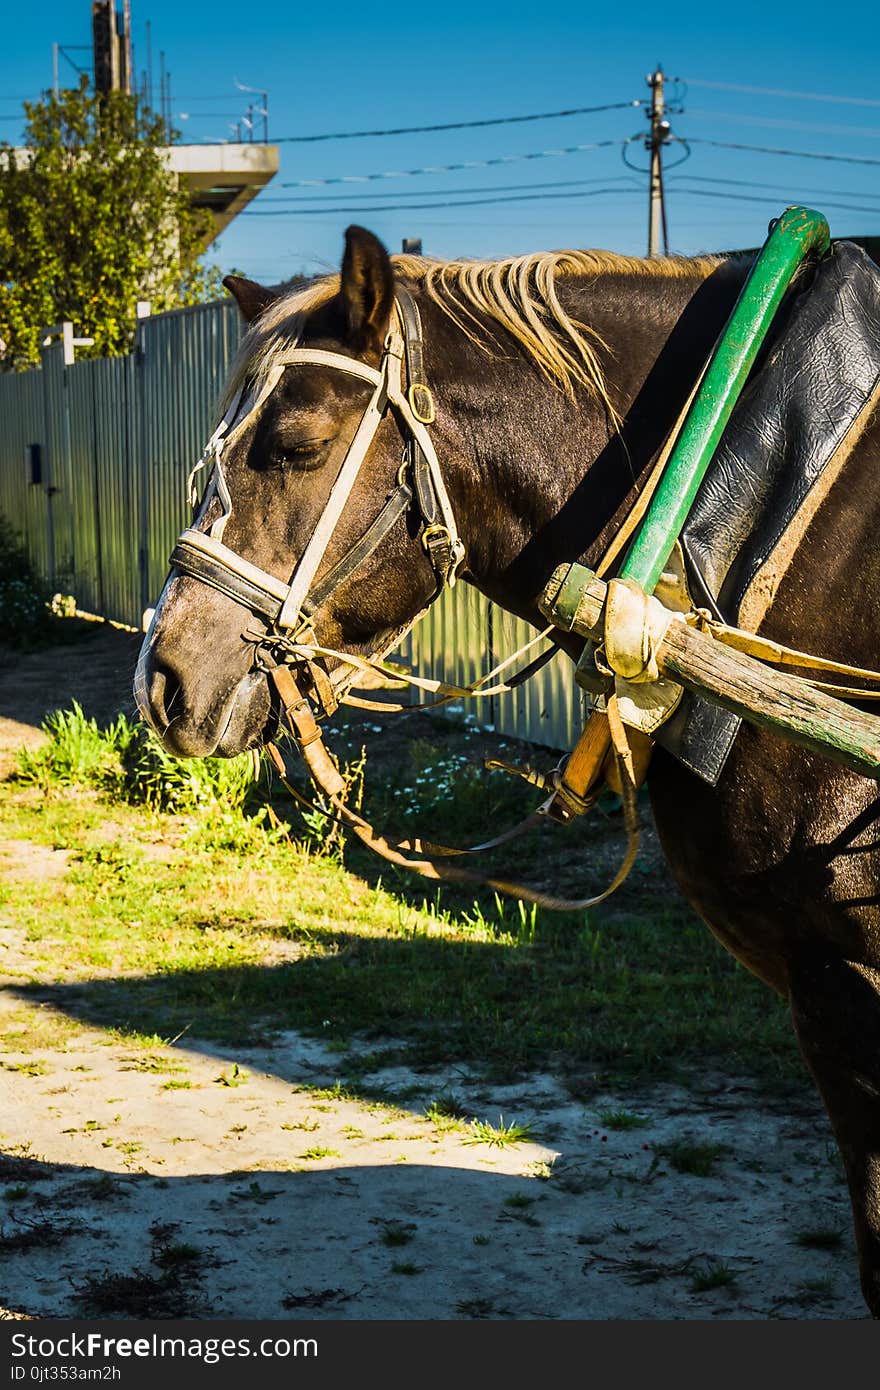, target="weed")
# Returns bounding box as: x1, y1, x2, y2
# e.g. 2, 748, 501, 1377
796, 1277, 835, 1303
793, 1227, 844, 1251
652, 1138, 726, 1177
153, 1242, 203, 1270
463, 1115, 536, 1148
0, 1214, 75, 1252
0, 517, 57, 648
120, 1055, 185, 1075
690, 1260, 739, 1293
1, 1060, 48, 1077
0, 692, 805, 1086
3, 1186, 29, 1202
16, 703, 136, 791
390, 1261, 423, 1276
75, 1223, 205, 1319
299, 1146, 340, 1161
379, 1222, 415, 1248
120, 726, 259, 815
599, 1109, 650, 1132
228, 1182, 282, 1205
78, 1175, 121, 1201
214, 1064, 248, 1087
